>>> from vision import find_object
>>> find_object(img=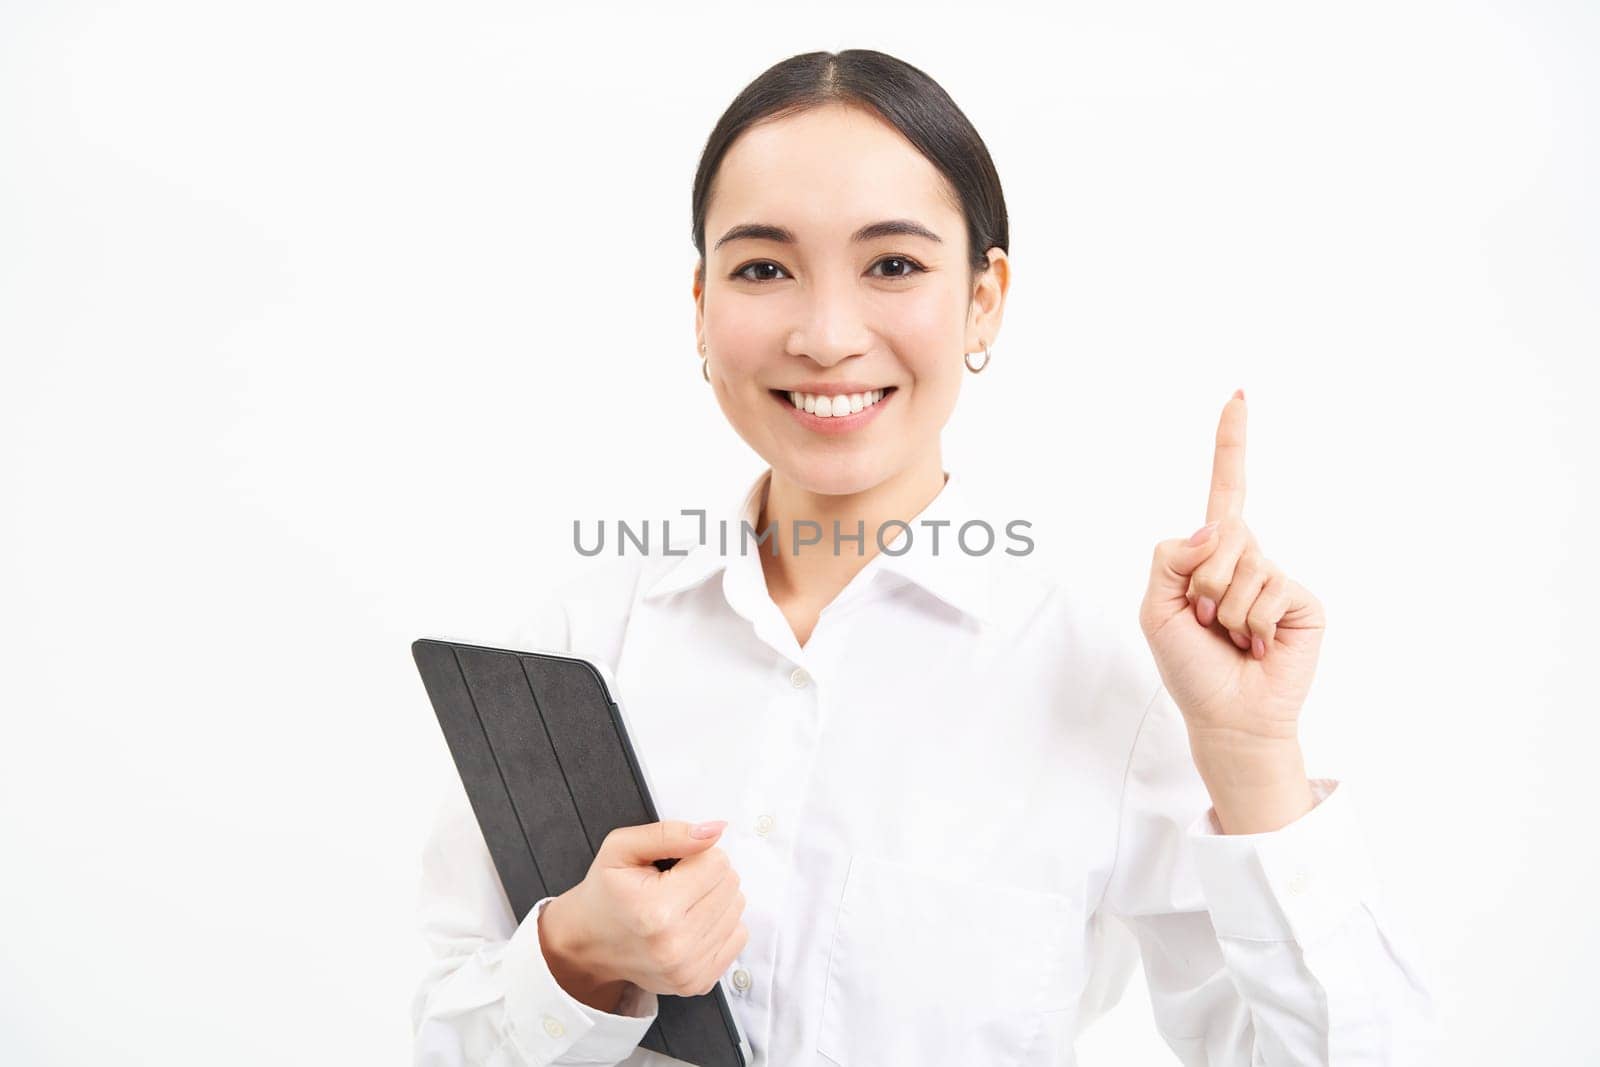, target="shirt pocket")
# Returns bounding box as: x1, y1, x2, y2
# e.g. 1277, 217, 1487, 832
816, 851, 1079, 1067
